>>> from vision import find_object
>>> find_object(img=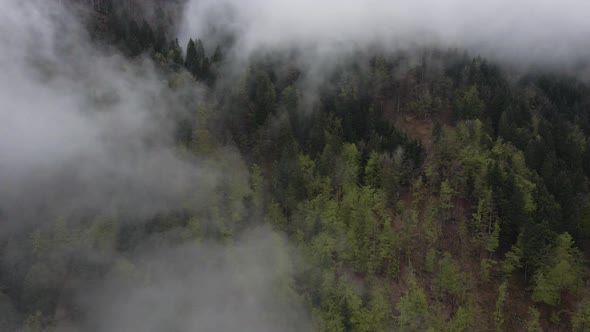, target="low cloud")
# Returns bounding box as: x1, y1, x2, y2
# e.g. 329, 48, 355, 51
182, 0, 590, 75
59, 227, 310, 332
0, 0, 217, 236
